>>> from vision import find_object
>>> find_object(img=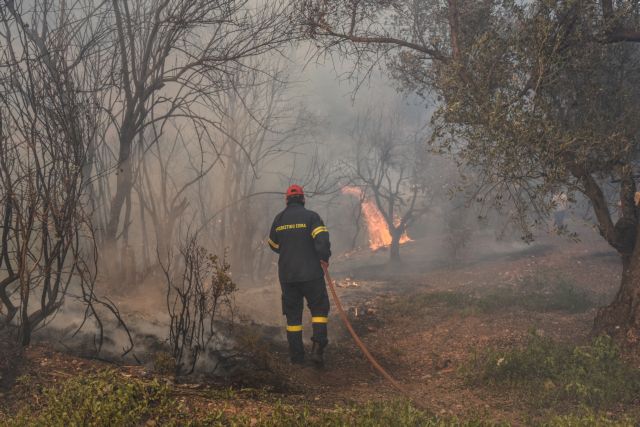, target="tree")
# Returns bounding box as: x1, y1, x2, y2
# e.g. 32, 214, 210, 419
0, 2, 129, 348
133, 123, 219, 284
101, 0, 297, 249
4, 0, 299, 269
301, 0, 640, 342
346, 109, 429, 263
209, 65, 316, 281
